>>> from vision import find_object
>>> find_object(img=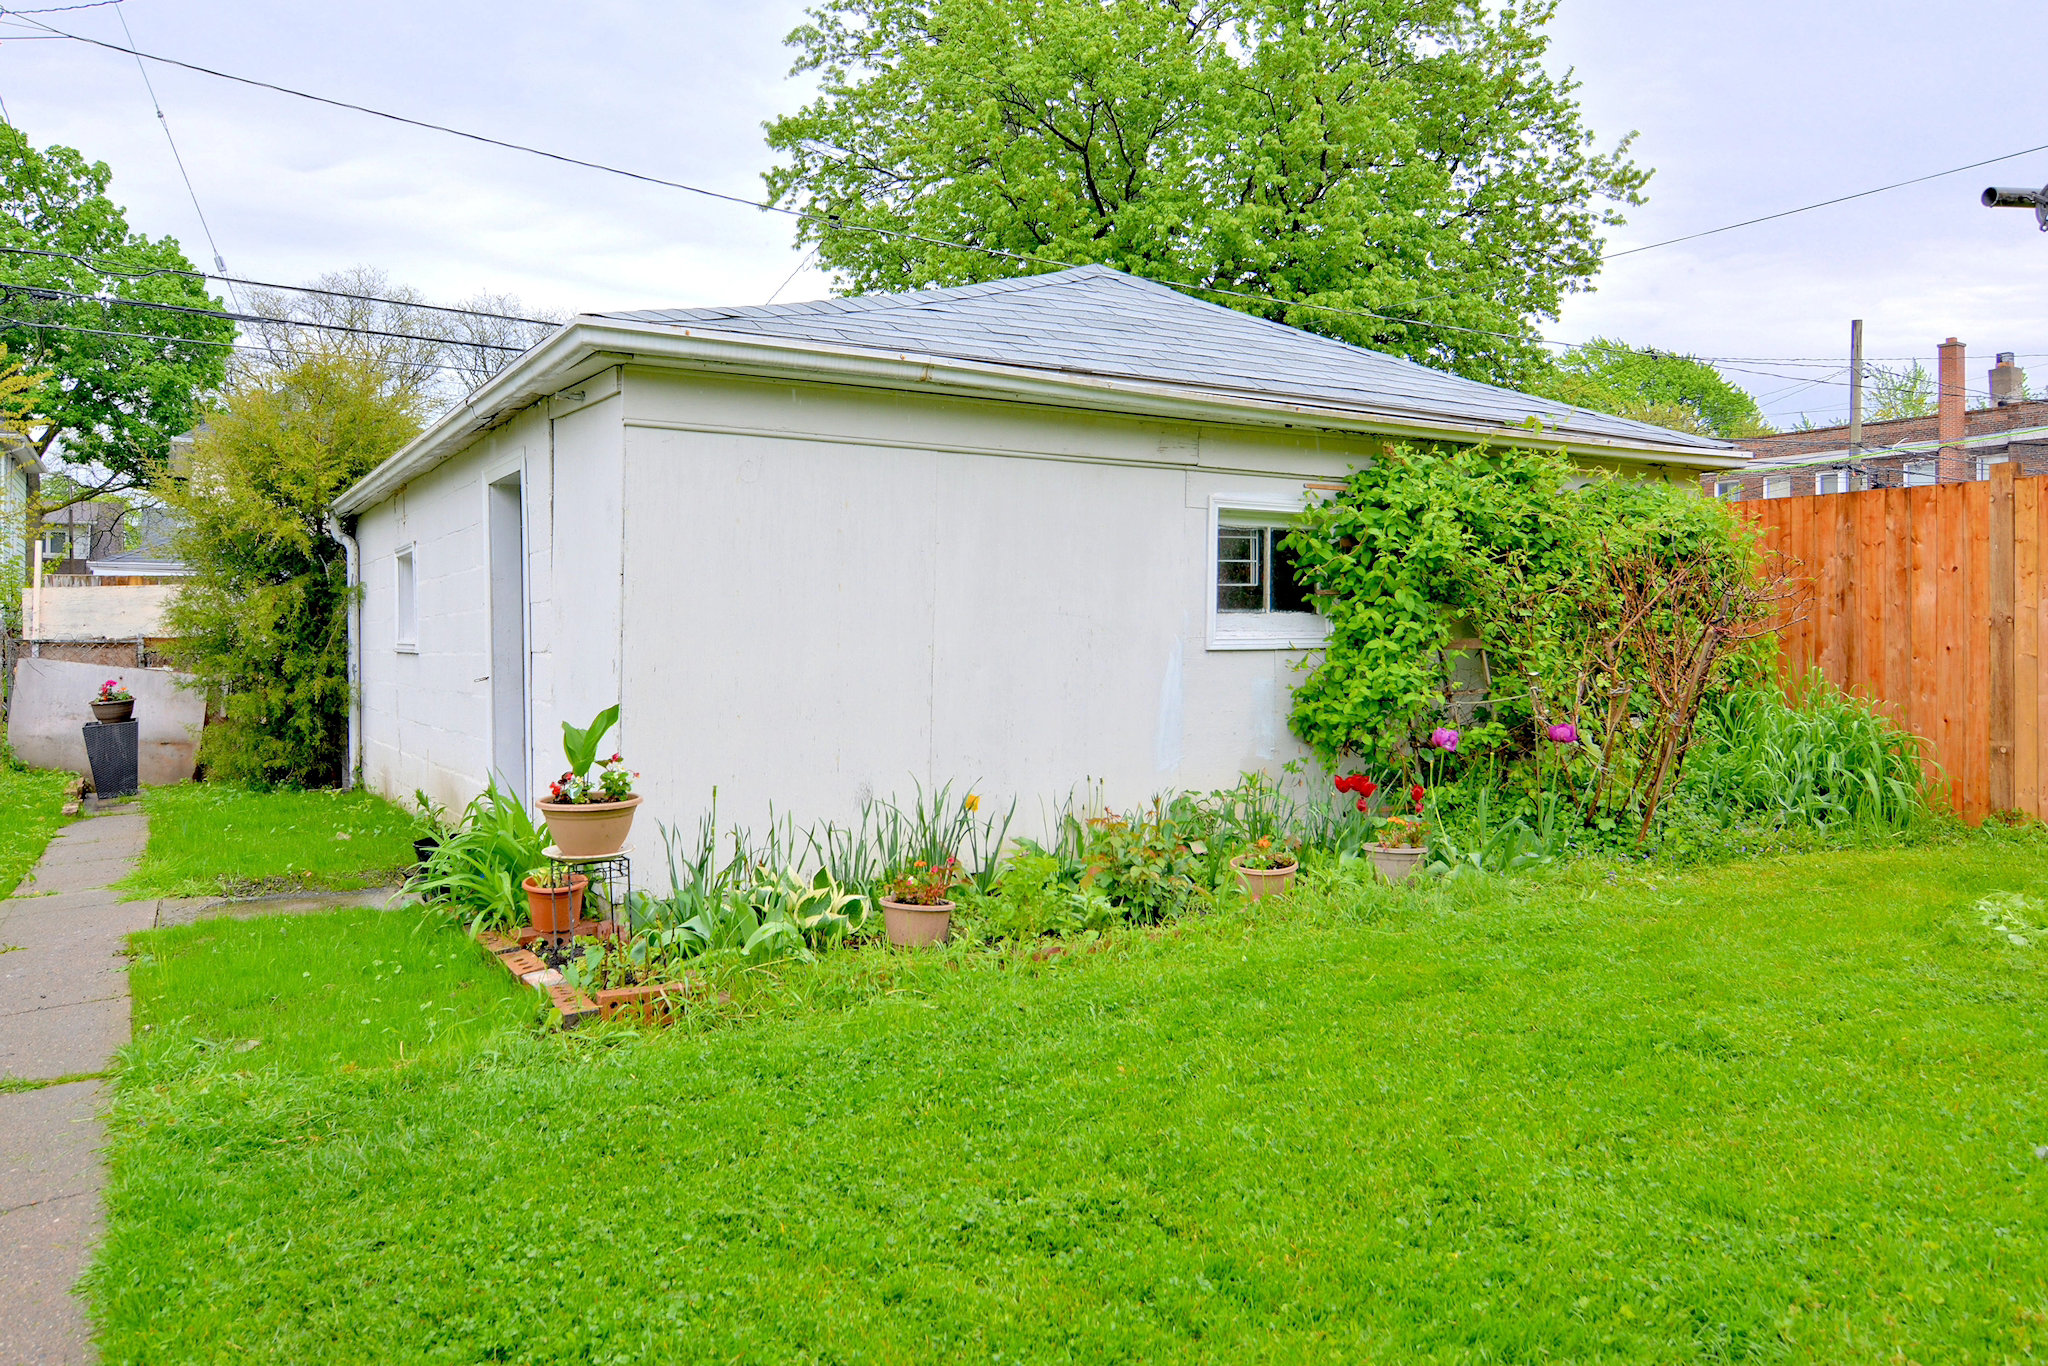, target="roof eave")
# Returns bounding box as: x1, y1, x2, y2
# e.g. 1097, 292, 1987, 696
336, 319, 1743, 512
